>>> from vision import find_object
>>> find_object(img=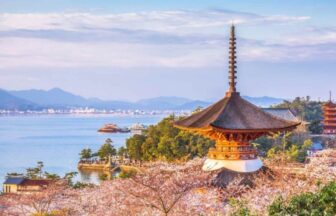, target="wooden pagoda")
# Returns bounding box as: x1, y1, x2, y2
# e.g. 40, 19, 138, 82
323, 92, 336, 134
174, 25, 301, 172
